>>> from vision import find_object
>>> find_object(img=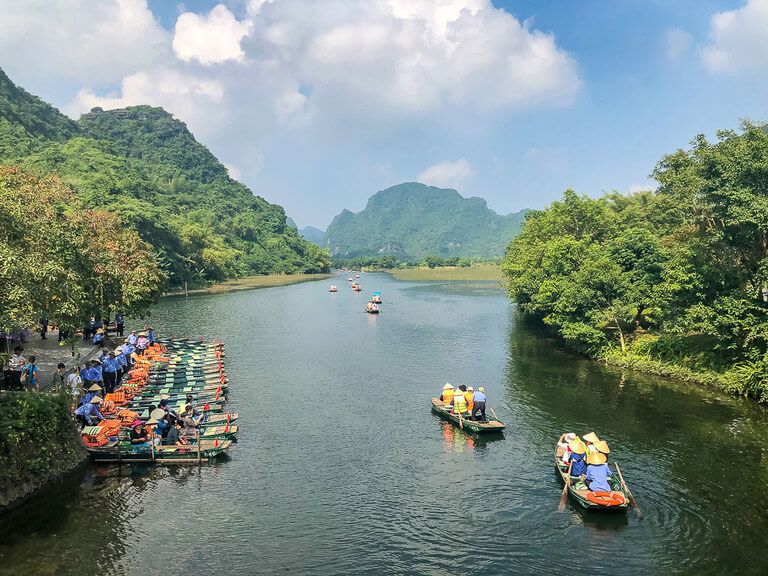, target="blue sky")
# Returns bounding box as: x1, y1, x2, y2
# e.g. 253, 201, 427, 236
1, 0, 765, 229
